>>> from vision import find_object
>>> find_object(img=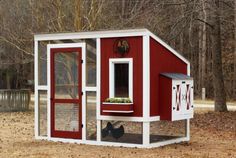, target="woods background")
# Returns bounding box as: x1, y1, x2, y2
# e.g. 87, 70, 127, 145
0, 0, 235, 101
